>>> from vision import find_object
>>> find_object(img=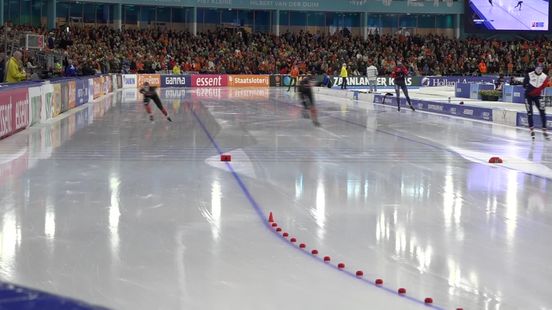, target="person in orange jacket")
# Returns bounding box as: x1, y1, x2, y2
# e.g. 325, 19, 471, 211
288, 65, 299, 92
478, 60, 488, 76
